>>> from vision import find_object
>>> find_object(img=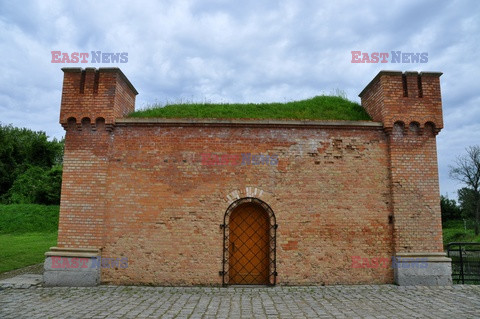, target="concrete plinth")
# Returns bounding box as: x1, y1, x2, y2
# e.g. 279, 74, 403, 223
394, 252, 452, 286
43, 247, 101, 287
